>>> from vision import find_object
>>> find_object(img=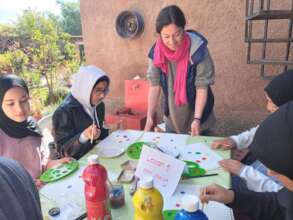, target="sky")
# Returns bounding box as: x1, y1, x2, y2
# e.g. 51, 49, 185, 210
0, 0, 78, 24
